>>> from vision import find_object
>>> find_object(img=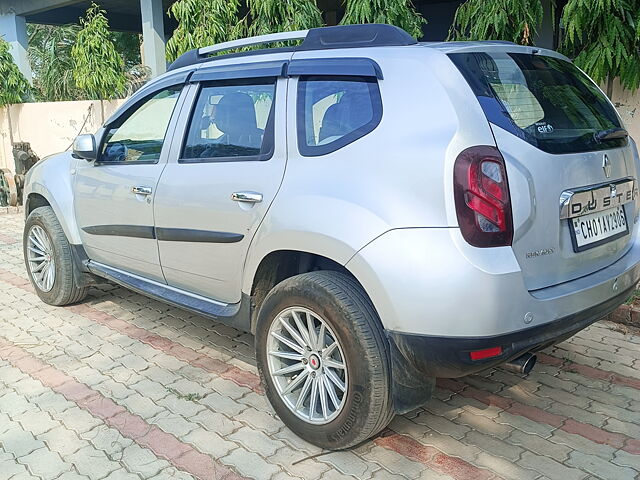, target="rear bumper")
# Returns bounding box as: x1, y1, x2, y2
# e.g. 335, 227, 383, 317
387, 284, 634, 378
